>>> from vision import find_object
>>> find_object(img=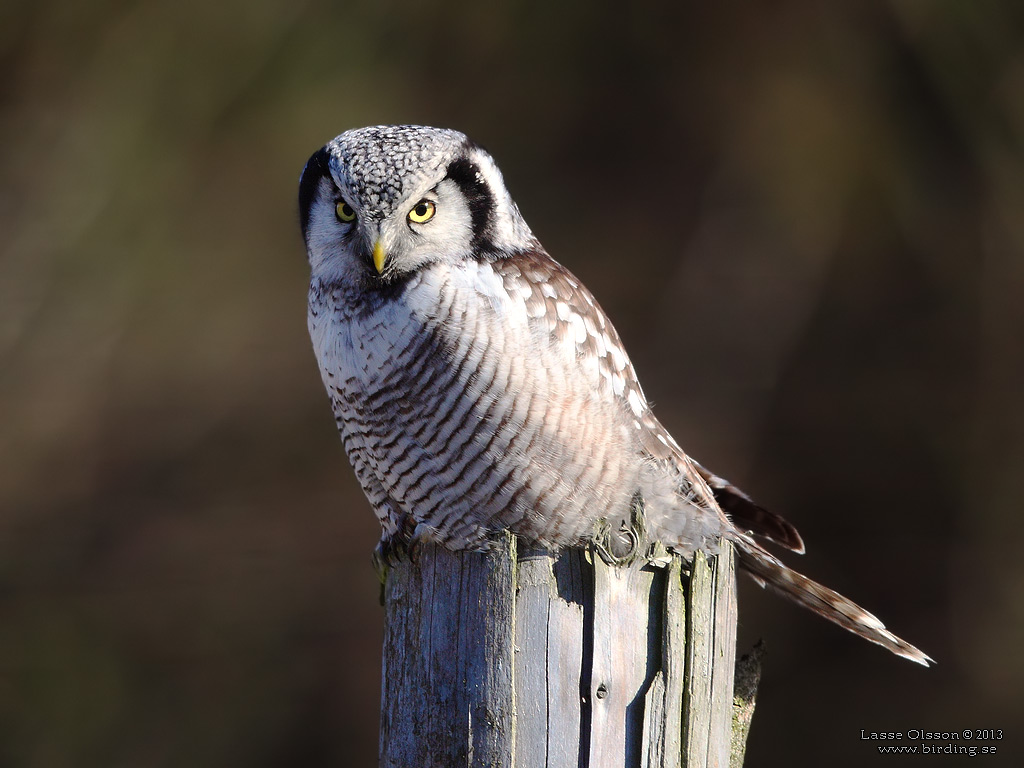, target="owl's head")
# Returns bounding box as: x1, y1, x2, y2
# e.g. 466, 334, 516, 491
299, 125, 536, 284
